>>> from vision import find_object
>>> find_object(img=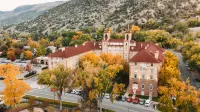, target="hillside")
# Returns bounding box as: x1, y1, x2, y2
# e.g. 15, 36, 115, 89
9, 0, 200, 33
0, 1, 66, 26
